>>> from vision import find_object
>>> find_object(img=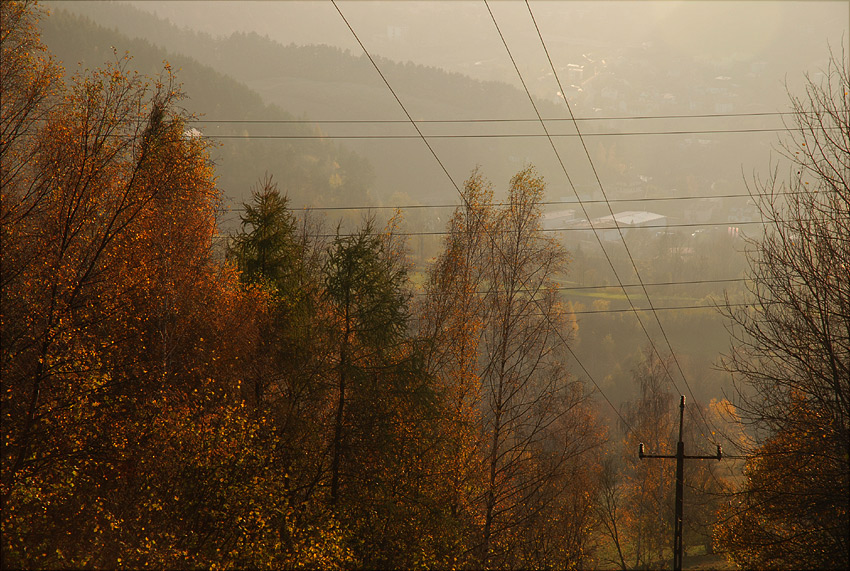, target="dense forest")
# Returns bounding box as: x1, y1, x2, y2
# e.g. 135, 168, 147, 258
2, 2, 848, 569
